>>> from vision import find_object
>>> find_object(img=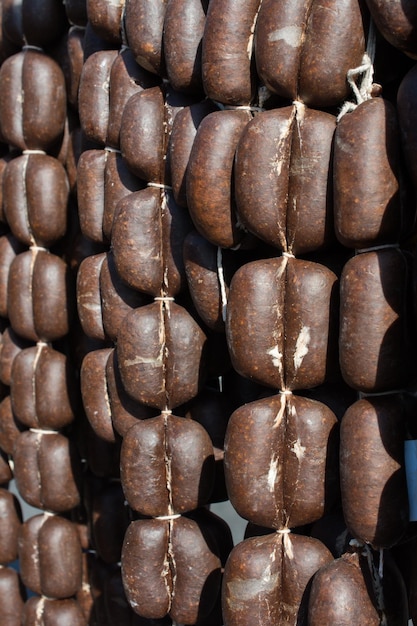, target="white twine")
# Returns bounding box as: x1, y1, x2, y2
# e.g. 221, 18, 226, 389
337, 20, 377, 121
154, 296, 175, 302
23, 45, 43, 53
30, 245, 48, 253
105, 146, 121, 154
282, 251, 295, 259
356, 243, 399, 254
279, 389, 292, 395
217, 248, 228, 322
148, 182, 173, 191
36, 341, 49, 348
155, 513, 181, 521
30, 428, 58, 435
279, 528, 293, 559
161, 409, 172, 416
22, 149, 46, 155
214, 101, 264, 113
